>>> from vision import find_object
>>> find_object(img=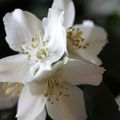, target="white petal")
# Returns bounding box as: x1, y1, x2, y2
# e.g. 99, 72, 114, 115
0, 83, 18, 109
35, 109, 46, 120
86, 0, 120, 16
115, 95, 120, 108
42, 8, 67, 64
46, 85, 87, 120
16, 86, 46, 120
3, 9, 44, 52
33, 60, 63, 84
69, 21, 108, 65
52, 0, 75, 29
28, 80, 47, 95
0, 54, 33, 83
30, 61, 51, 81
56, 59, 104, 86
